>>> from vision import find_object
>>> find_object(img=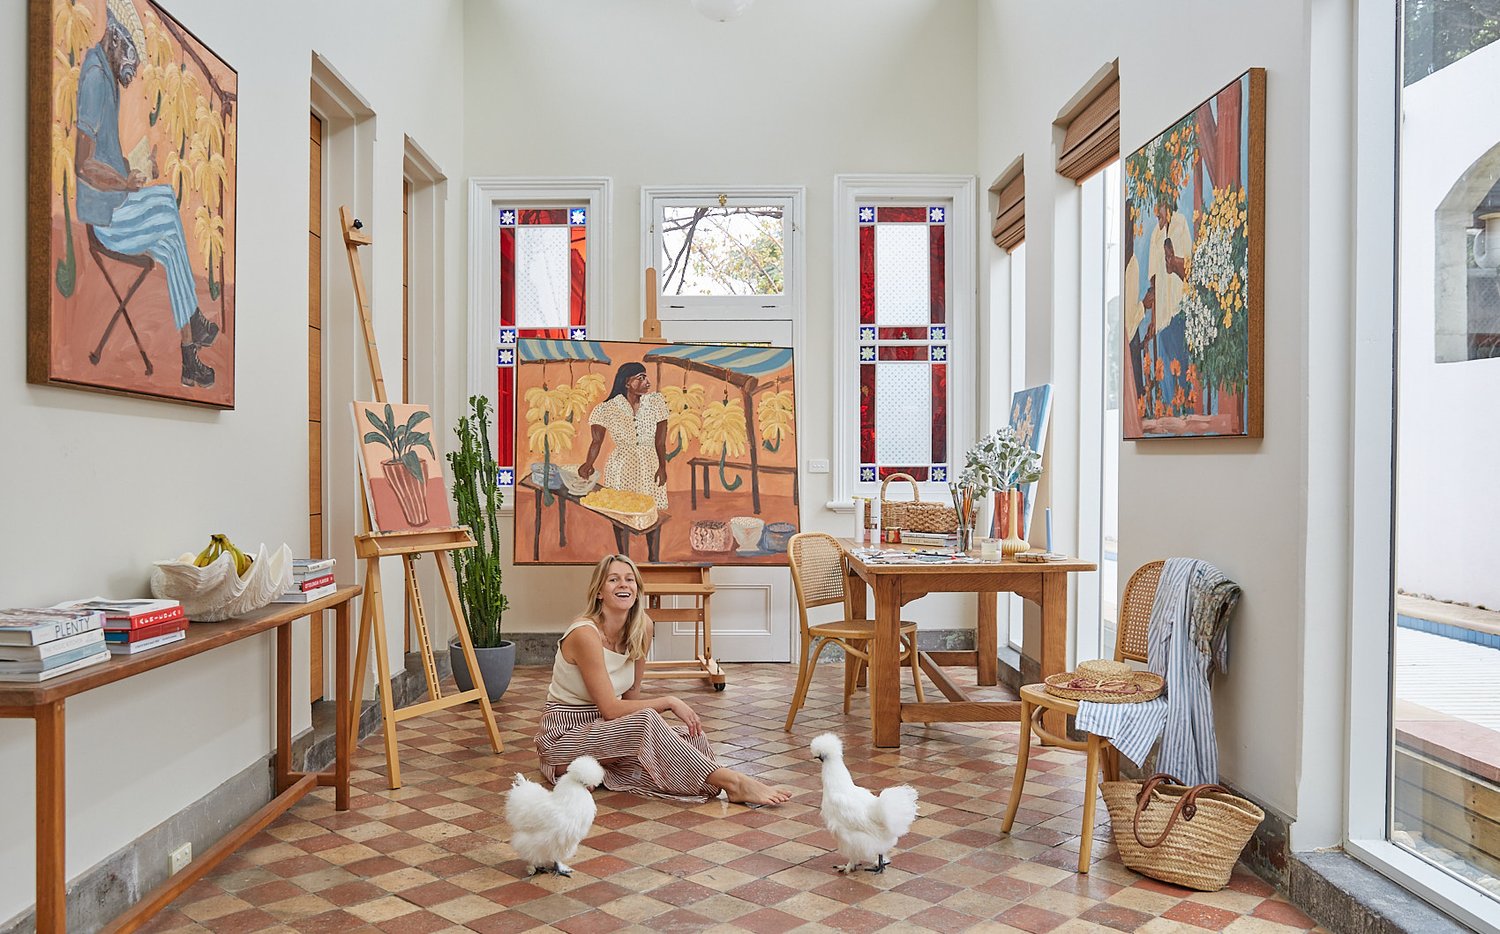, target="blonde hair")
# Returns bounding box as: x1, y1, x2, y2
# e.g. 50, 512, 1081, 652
578, 554, 651, 660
